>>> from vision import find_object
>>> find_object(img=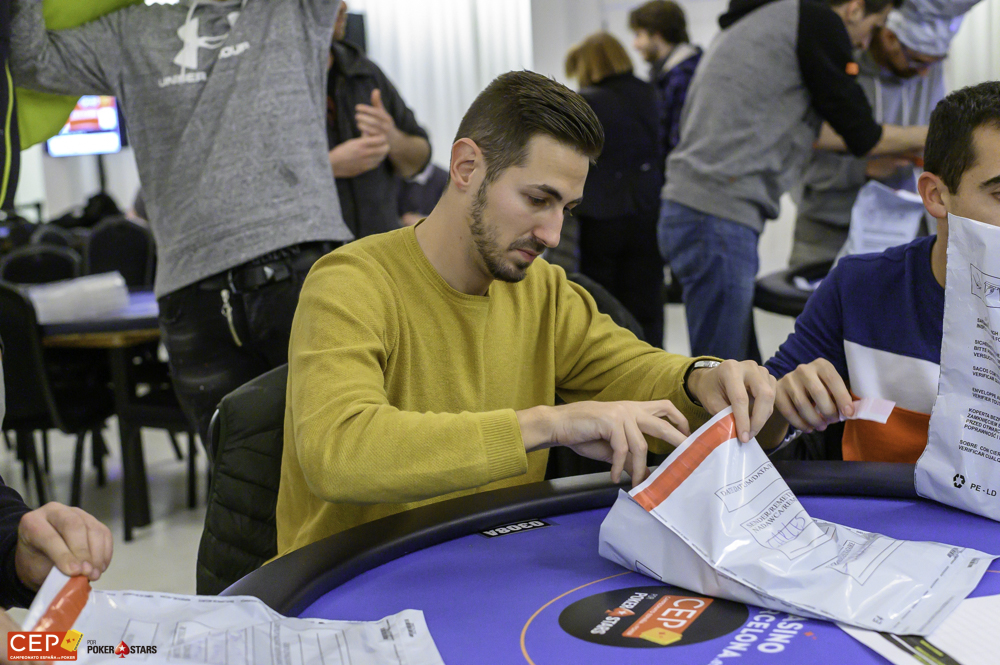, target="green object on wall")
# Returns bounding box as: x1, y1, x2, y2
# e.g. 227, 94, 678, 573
15, 0, 143, 148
